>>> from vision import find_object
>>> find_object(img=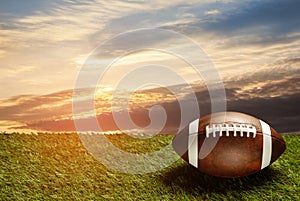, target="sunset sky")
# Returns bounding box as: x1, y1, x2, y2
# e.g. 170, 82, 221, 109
0, 0, 299, 133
